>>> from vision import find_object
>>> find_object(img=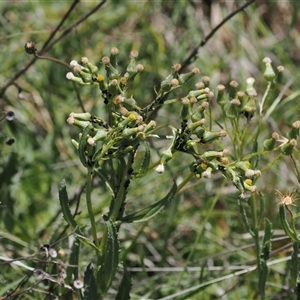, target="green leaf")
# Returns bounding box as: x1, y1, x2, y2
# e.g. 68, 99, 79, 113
59, 179, 101, 252
97, 215, 119, 297
59, 179, 78, 229
136, 140, 151, 177
279, 204, 300, 242
262, 218, 272, 260
78, 124, 92, 168
116, 265, 132, 300
84, 263, 99, 300
291, 242, 299, 287
121, 181, 177, 223
66, 240, 80, 283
